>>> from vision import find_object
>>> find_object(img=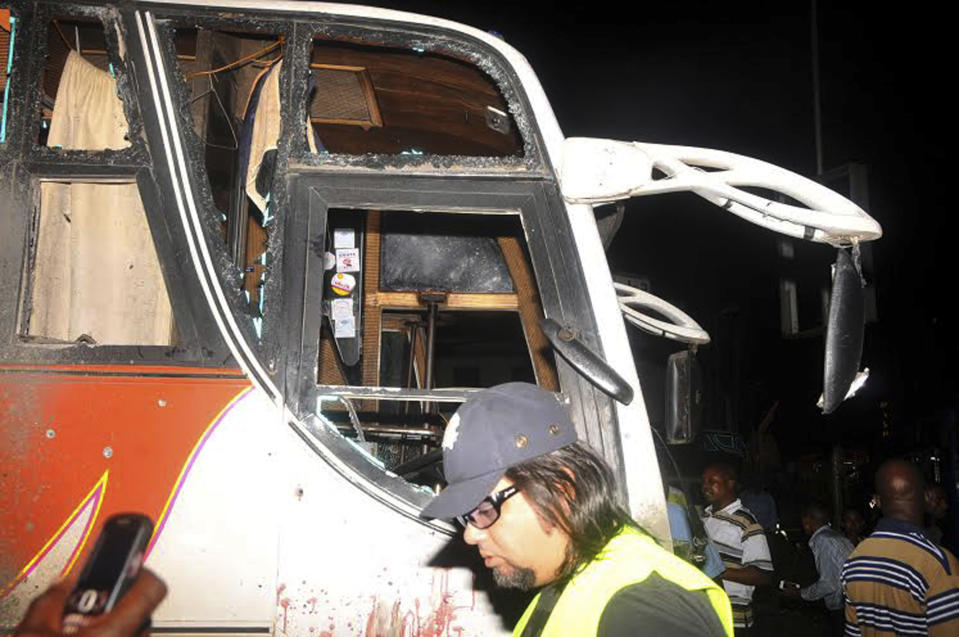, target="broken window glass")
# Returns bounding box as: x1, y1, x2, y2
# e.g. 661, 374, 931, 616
315, 208, 556, 481
308, 37, 522, 157
1, 7, 16, 145
39, 16, 130, 149
23, 181, 176, 346
175, 26, 284, 334
318, 395, 459, 487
